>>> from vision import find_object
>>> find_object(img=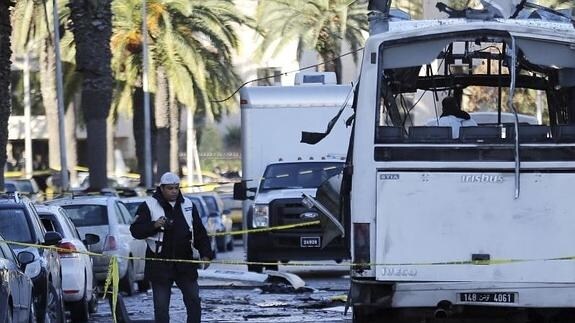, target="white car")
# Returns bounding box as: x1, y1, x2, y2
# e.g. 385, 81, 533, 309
120, 196, 147, 222
36, 204, 99, 321
47, 195, 147, 296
